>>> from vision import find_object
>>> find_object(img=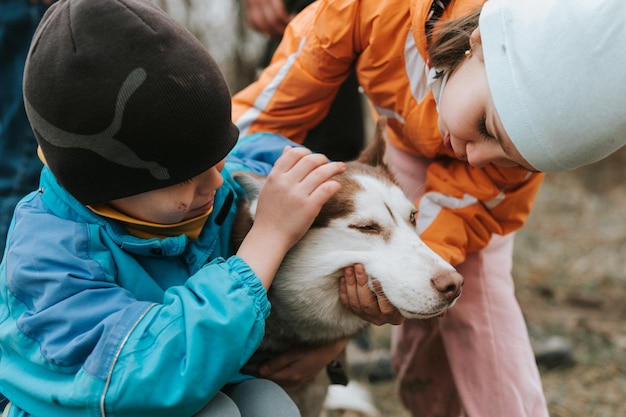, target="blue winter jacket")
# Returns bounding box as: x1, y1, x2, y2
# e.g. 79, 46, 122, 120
0, 133, 296, 417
